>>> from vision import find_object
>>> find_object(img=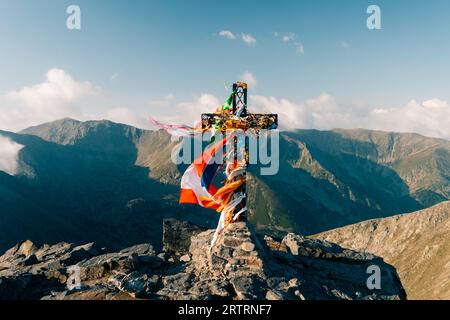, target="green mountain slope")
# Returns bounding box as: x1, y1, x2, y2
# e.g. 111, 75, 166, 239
1, 121, 214, 252
252, 129, 450, 234
0, 119, 447, 253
